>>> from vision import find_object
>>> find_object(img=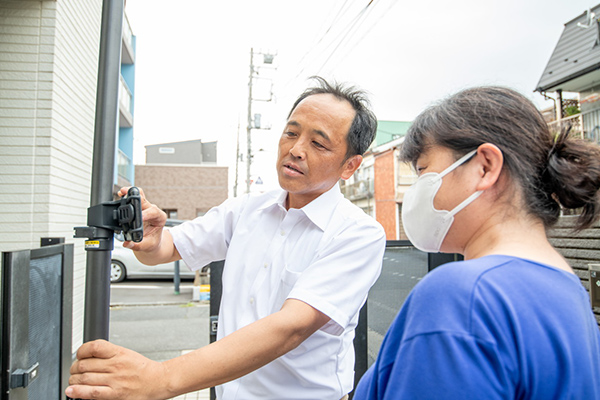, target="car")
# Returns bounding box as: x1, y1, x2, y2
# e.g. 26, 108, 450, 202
110, 220, 197, 283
